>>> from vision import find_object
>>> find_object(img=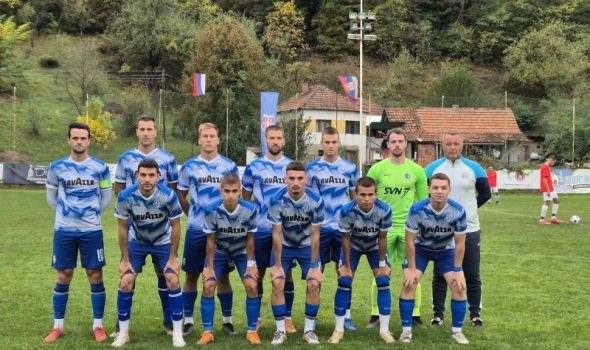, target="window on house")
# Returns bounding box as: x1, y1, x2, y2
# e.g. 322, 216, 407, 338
345, 121, 360, 134
316, 120, 331, 132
